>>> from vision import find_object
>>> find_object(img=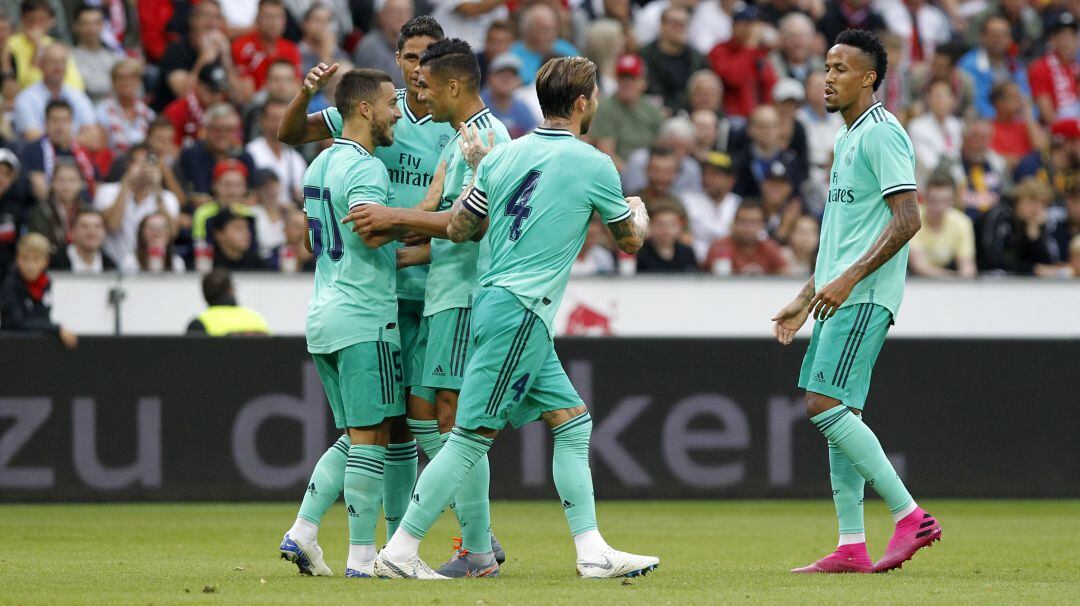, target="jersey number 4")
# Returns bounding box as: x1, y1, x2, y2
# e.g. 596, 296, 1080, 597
504, 170, 541, 241
305, 185, 344, 261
